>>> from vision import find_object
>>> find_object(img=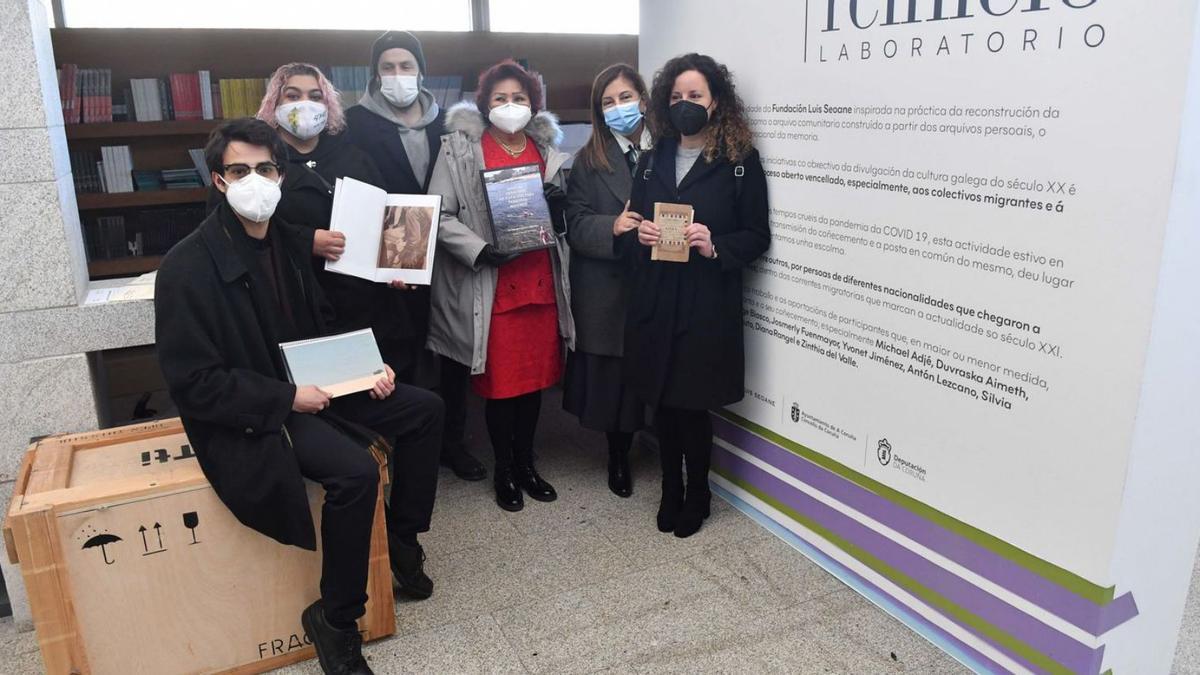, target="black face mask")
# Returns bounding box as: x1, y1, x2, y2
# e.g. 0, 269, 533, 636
669, 100, 710, 136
